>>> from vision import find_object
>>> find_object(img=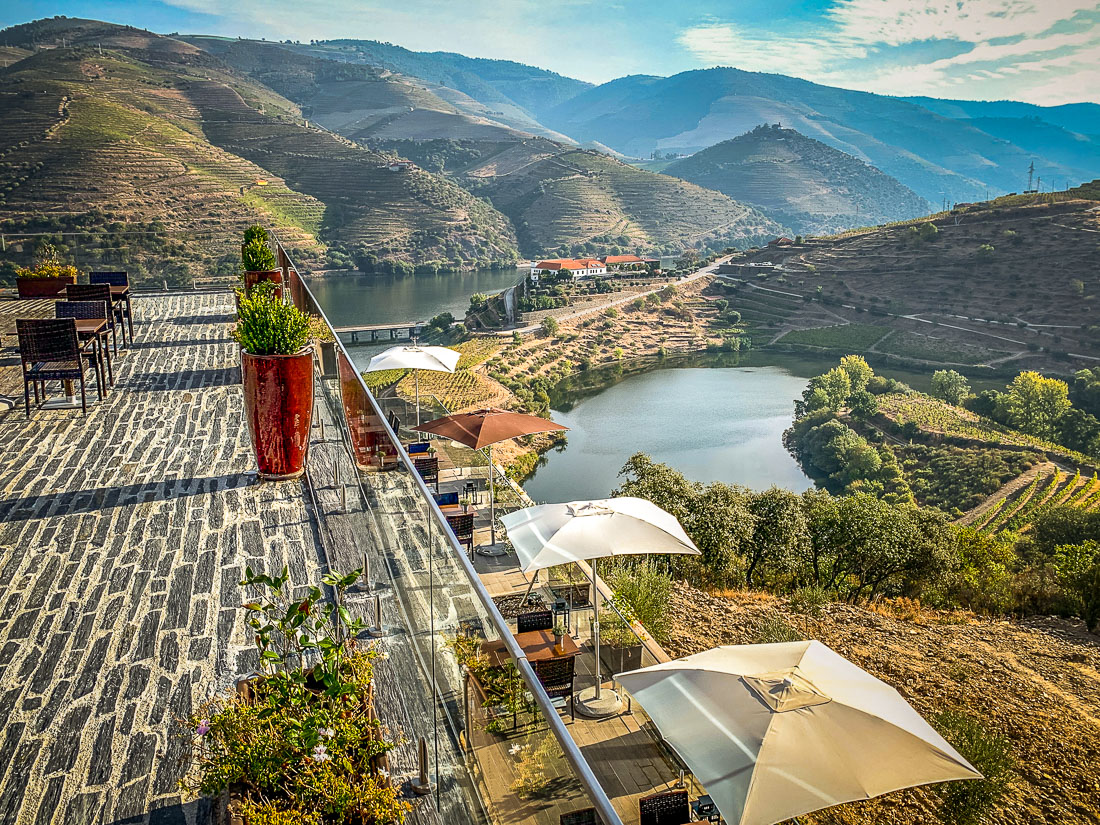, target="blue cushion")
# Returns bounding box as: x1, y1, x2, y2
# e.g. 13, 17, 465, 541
435, 492, 459, 506
408, 442, 430, 454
